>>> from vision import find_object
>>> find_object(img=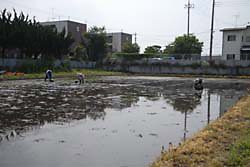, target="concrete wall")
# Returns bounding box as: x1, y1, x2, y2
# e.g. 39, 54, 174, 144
54, 60, 96, 68
129, 59, 250, 67
0, 59, 27, 69
200, 56, 222, 61
103, 59, 250, 75
103, 64, 250, 75
0, 58, 95, 70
